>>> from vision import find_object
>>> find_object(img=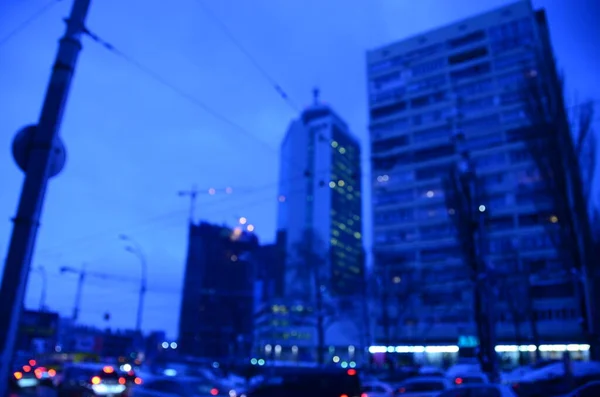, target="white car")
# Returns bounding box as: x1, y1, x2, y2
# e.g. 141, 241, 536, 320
396, 376, 452, 396
449, 373, 490, 386
437, 384, 518, 397
362, 381, 394, 397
